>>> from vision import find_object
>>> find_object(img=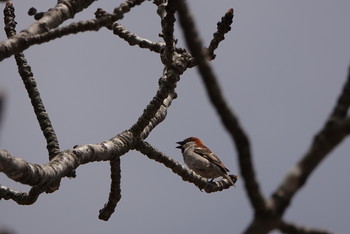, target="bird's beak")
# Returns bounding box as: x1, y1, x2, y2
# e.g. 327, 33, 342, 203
176, 141, 184, 149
